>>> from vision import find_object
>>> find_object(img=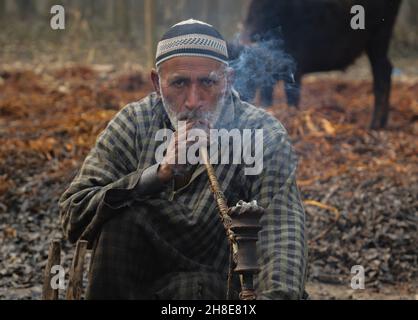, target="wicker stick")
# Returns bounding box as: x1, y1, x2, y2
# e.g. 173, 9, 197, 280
65, 240, 88, 300
42, 240, 61, 300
